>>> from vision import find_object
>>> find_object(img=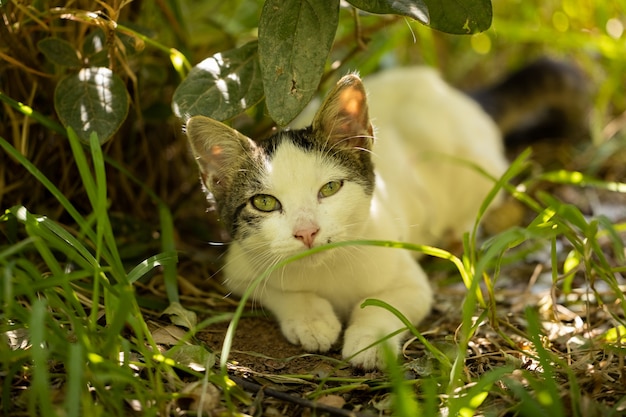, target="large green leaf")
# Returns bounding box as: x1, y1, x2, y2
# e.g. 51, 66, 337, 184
258, 0, 340, 126
348, 0, 492, 34
37, 37, 82, 68
347, 0, 429, 25
423, 0, 492, 33
171, 41, 263, 121
54, 67, 129, 144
